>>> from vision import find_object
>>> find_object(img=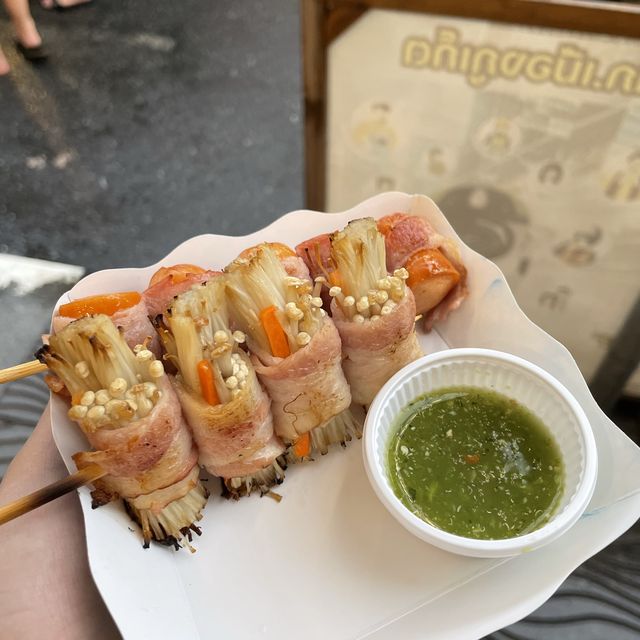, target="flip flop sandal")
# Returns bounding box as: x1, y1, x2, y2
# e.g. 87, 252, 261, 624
15, 41, 48, 62
44, 0, 93, 11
